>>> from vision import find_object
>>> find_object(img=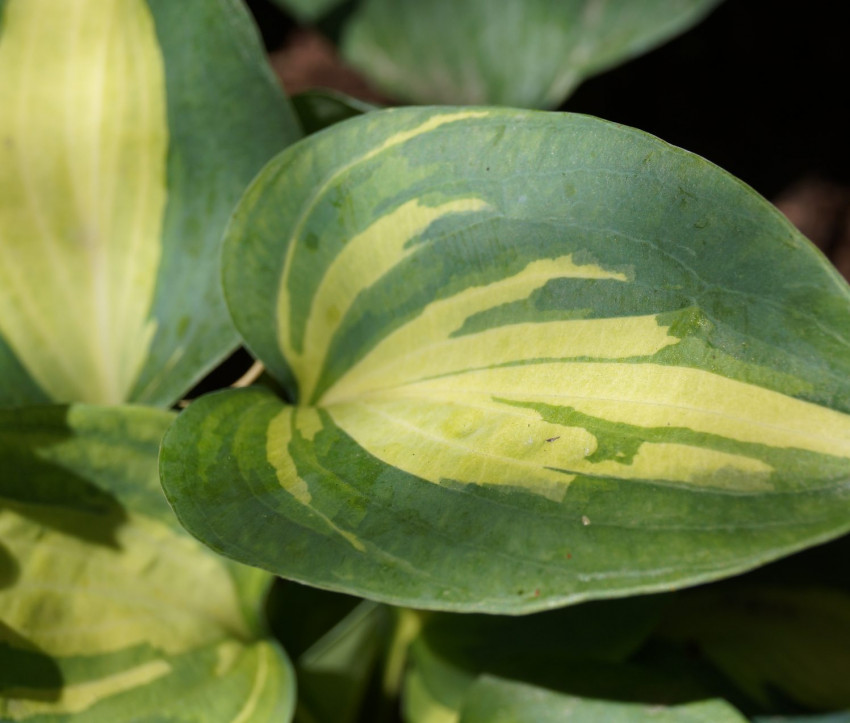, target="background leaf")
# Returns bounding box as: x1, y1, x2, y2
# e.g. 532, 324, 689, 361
456, 676, 747, 723
162, 106, 850, 612
0, 405, 294, 721
0, 0, 300, 407
341, 0, 723, 108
